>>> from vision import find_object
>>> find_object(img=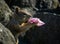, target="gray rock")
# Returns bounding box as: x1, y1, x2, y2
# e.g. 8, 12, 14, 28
0, 0, 13, 25
0, 23, 16, 44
